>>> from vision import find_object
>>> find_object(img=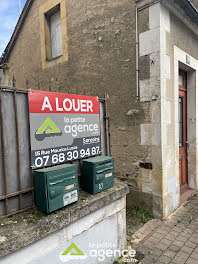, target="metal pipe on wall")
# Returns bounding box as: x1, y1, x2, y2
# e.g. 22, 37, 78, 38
136, 6, 139, 99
